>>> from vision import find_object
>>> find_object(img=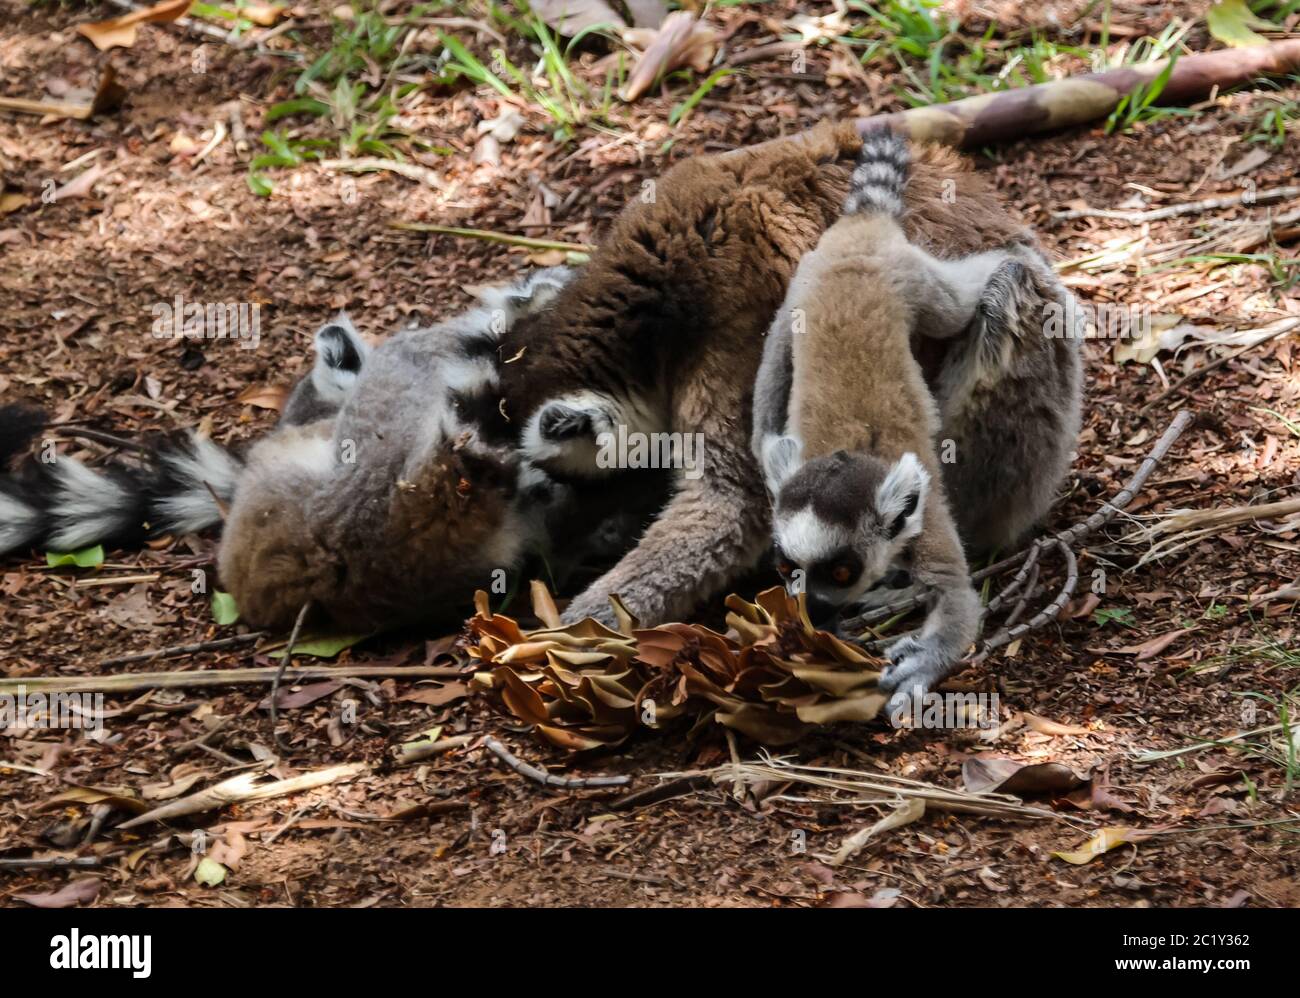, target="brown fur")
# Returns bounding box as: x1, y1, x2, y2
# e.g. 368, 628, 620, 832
491, 122, 1030, 625
217, 124, 1040, 633
786, 213, 970, 600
